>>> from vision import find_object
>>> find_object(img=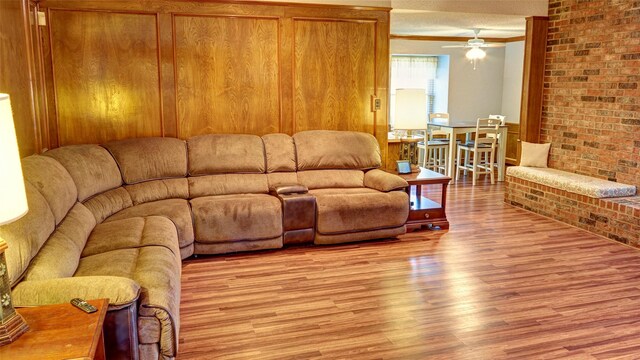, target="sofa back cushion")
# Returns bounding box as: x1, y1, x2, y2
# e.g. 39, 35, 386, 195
262, 133, 296, 172
189, 174, 269, 198
44, 145, 122, 202
21, 155, 77, 225
23, 203, 96, 281
125, 179, 189, 205
104, 137, 188, 184
0, 183, 56, 286
82, 187, 133, 224
188, 134, 265, 175
294, 130, 381, 171
297, 170, 364, 189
